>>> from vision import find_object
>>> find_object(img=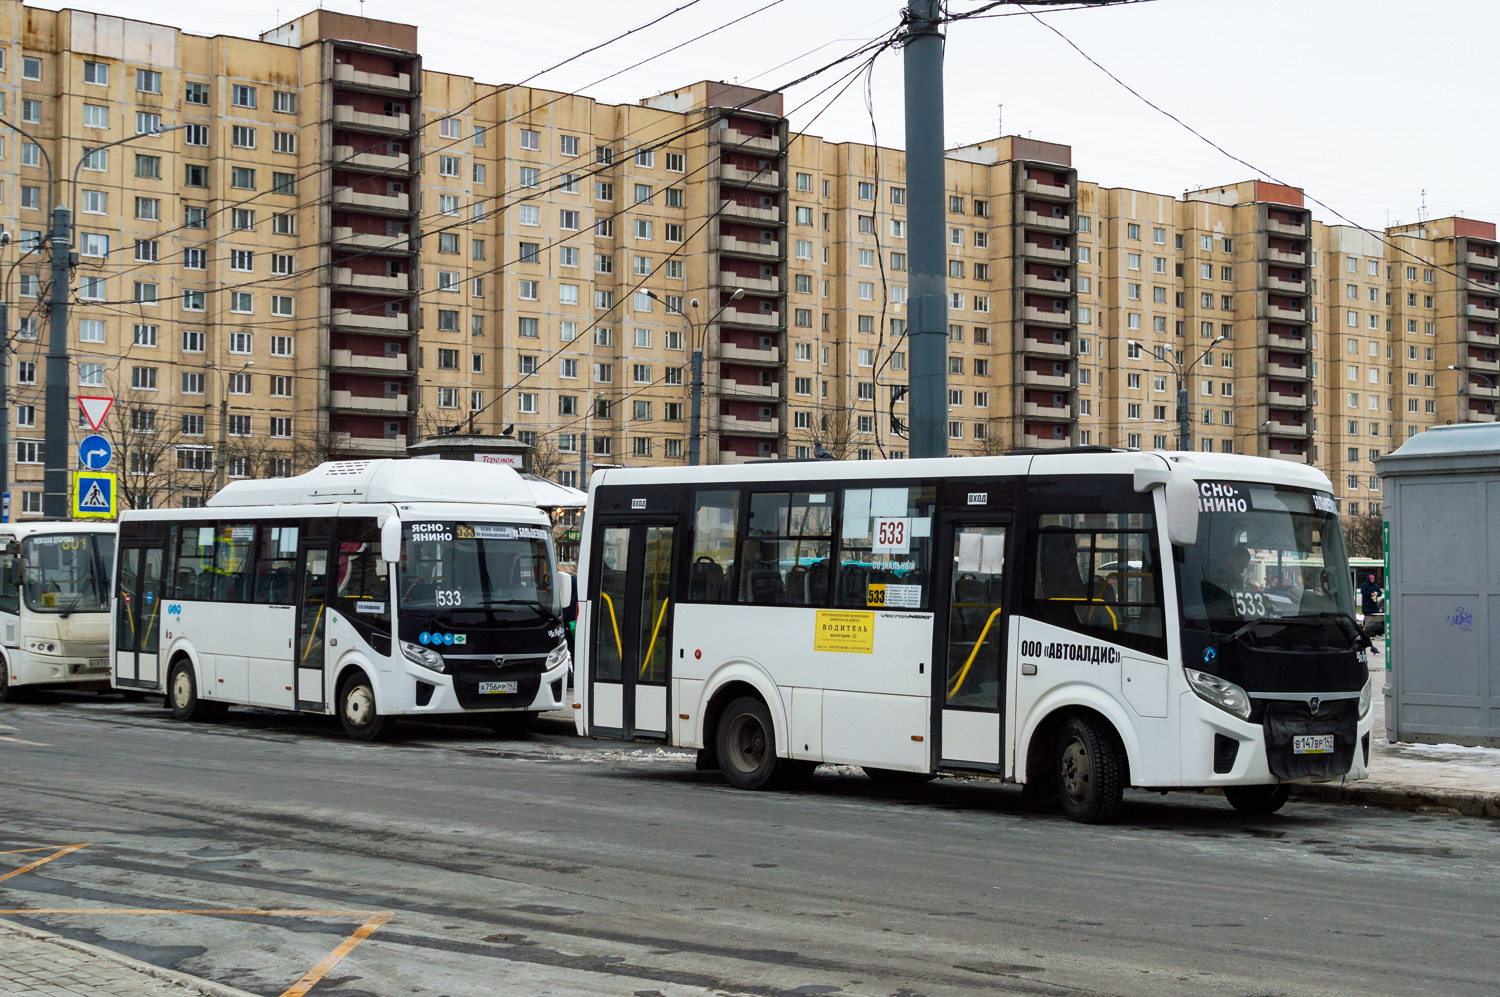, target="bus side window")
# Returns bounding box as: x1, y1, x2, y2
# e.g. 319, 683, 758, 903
335, 520, 389, 623
175, 526, 217, 600
688, 489, 738, 603
1026, 512, 1165, 658
0, 543, 18, 614
215, 525, 256, 603
254, 526, 299, 604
